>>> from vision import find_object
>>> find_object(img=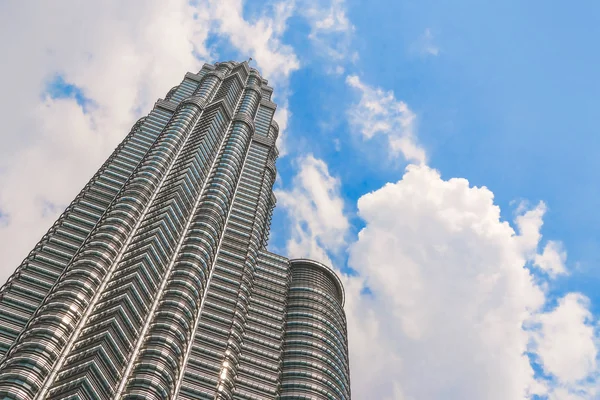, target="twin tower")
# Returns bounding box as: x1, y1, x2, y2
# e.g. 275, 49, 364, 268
0, 61, 350, 399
